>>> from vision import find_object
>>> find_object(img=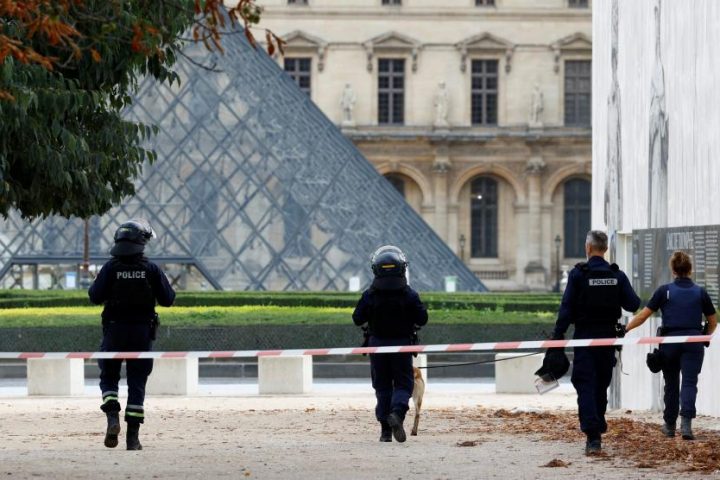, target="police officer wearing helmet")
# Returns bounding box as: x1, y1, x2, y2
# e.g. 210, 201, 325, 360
89, 219, 176, 450
352, 246, 428, 443
626, 251, 717, 440
550, 230, 640, 455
